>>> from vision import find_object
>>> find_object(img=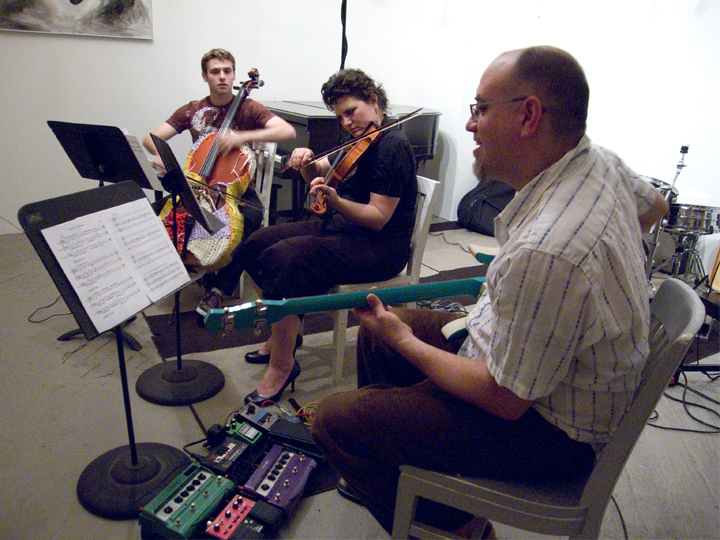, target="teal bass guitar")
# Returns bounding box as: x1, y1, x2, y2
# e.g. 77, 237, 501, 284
203, 277, 485, 333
